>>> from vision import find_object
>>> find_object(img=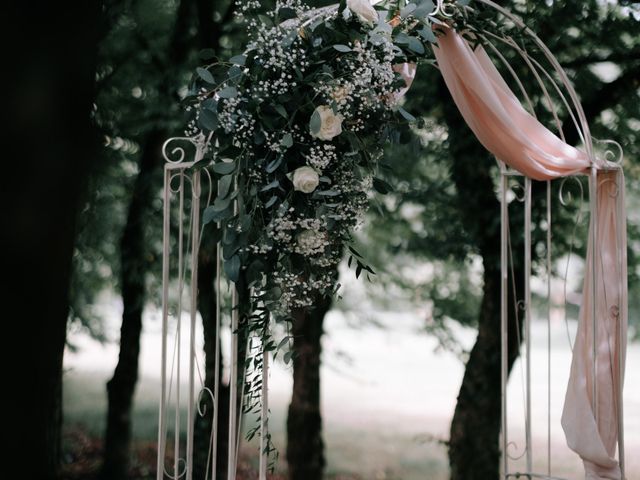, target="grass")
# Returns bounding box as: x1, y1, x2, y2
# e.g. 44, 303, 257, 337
63, 370, 450, 479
